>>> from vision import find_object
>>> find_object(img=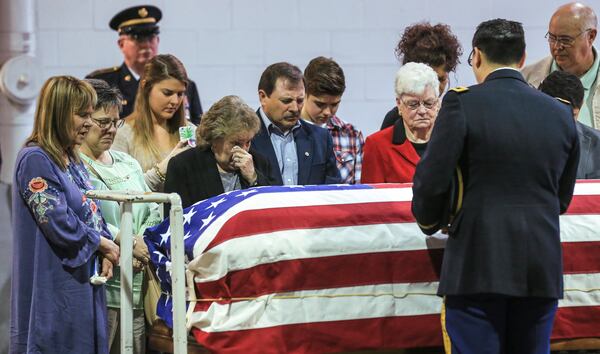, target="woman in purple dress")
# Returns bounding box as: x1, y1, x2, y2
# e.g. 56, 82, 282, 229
11, 76, 120, 354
